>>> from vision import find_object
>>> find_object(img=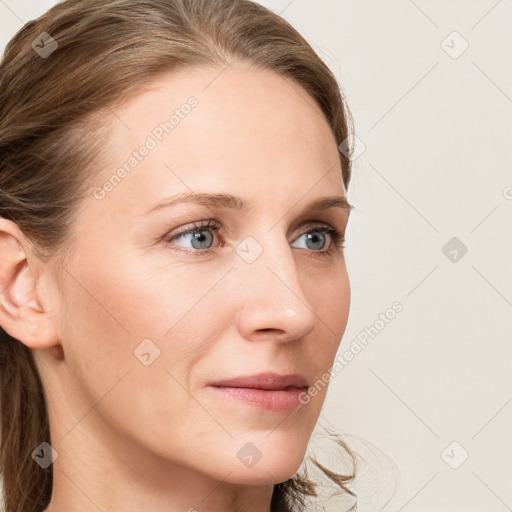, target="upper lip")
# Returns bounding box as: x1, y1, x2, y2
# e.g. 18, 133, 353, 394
208, 372, 308, 390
